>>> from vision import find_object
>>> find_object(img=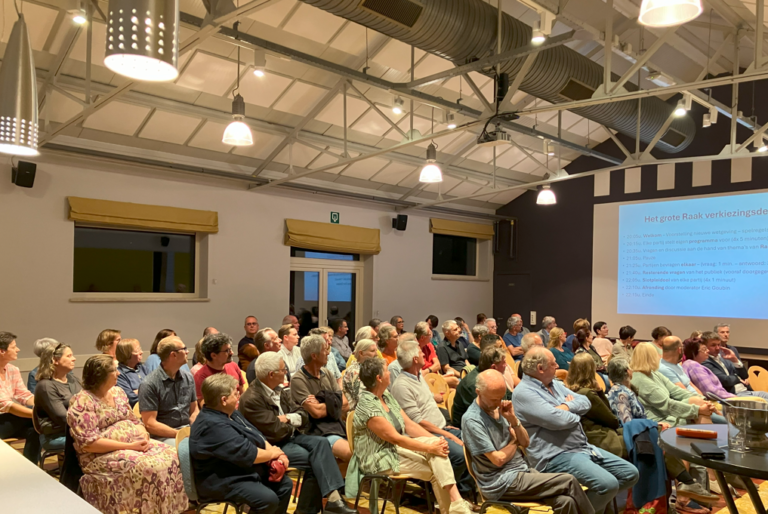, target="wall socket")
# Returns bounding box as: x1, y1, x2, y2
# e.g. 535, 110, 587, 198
530, 311, 536, 326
